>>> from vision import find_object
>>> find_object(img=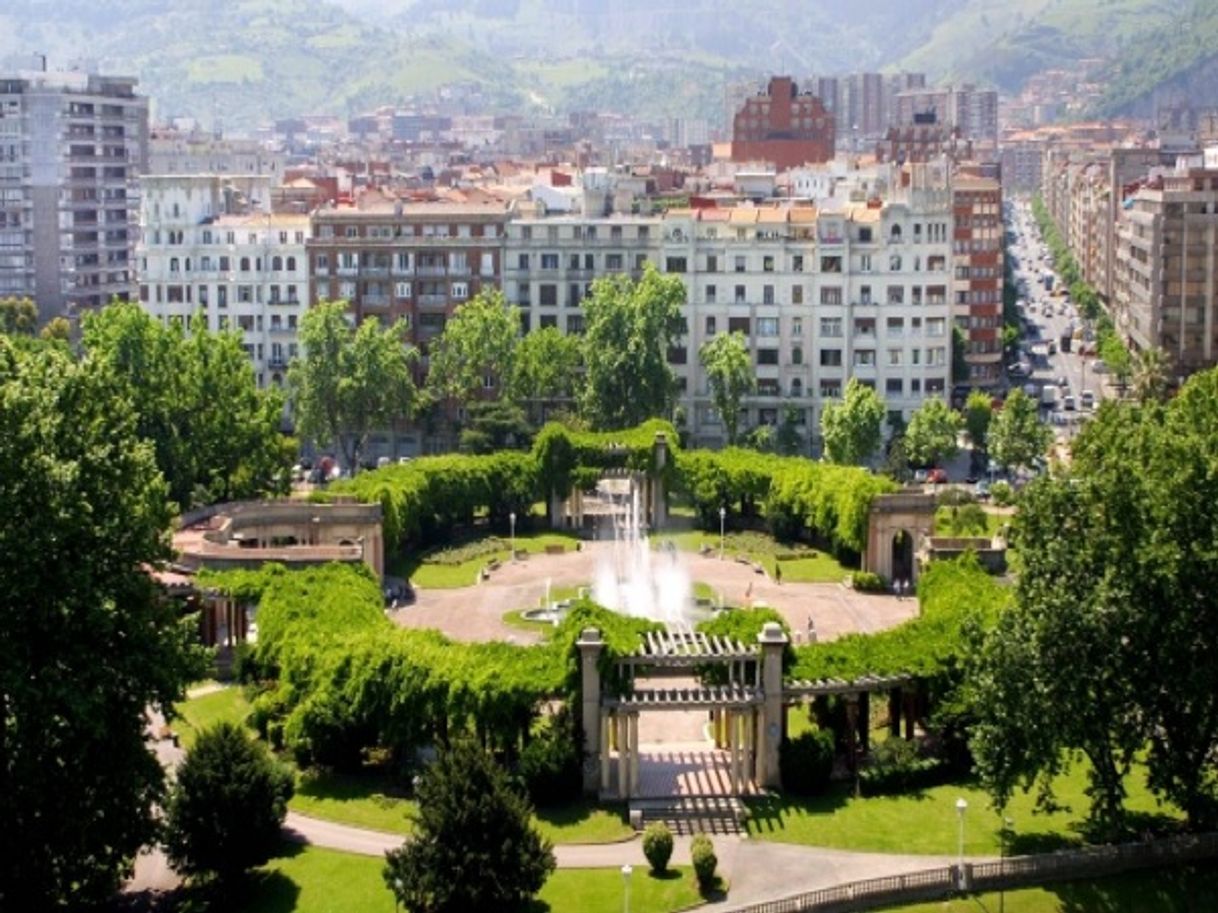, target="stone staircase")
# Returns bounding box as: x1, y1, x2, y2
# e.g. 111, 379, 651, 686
629, 796, 747, 835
